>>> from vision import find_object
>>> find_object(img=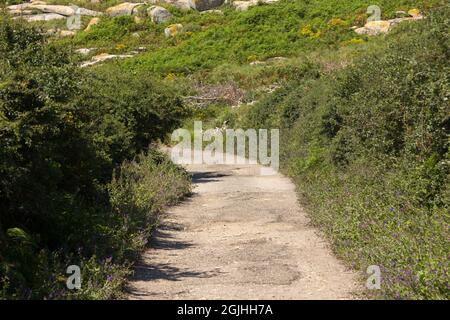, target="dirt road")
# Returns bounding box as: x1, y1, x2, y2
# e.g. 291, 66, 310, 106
128, 160, 359, 299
